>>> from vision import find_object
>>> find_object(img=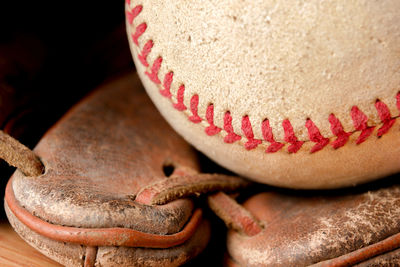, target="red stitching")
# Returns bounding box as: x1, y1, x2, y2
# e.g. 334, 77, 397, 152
223, 112, 241, 143
351, 106, 375, 144
329, 114, 351, 149
126, 5, 142, 25
241, 116, 262, 150
305, 119, 330, 153
132, 23, 147, 46
261, 120, 284, 153
375, 100, 396, 137
138, 40, 153, 67
189, 95, 202, 123
128, 4, 399, 154
205, 105, 222, 136
160, 72, 173, 98
283, 119, 304, 153
397, 92, 400, 112
145, 57, 162, 84
173, 85, 187, 111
